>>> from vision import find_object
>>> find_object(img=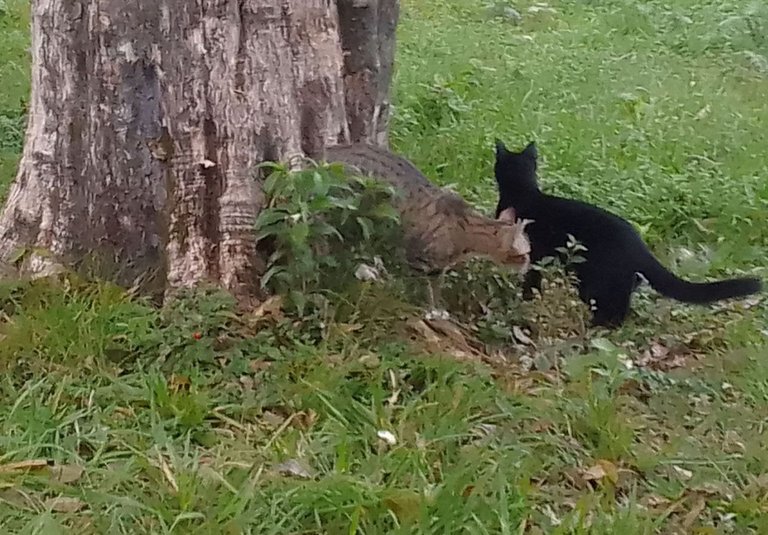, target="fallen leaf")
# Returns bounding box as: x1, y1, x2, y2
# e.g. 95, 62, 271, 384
681, 494, 707, 530
354, 263, 380, 281
386, 370, 400, 406
112, 406, 136, 419
358, 354, 381, 368
156, 455, 178, 493
473, 423, 498, 437
641, 493, 672, 508
424, 308, 450, 321
377, 430, 397, 446
742, 296, 761, 309
249, 359, 272, 373
527, 4, 557, 14
275, 459, 313, 479
49, 464, 85, 484
293, 409, 318, 430
238, 375, 255, 391
723, 430, 745, 454
0, 459, 51, 474
45, 496, 86, 513
650, 342, 669, 358
672, 465, 693, 481
518, 355, 534, 372
335, 323, 363, 334
582, 459, 619, 484
408, 318, 442, 344
540, 504, 562, 526
692, 481, 733, 500
512, 325, 534, 345
261, 411, 286, 428
251, 295, 283, 320
529, 420, 554, 433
